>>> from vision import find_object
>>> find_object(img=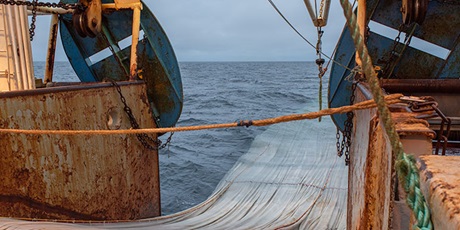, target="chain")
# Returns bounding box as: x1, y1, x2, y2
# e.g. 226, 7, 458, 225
380, 24, 402, 78
336, 129, 344, 156
159, 132, 174, 150
29, 0, 38, 41
336, 81, 357, 166
108, 79, 173, 151
318, 0, 325, 19
0, 0, 82, 9
0, 0, 83, 41
315, 28, 326, 122
379, 24, 416, 78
